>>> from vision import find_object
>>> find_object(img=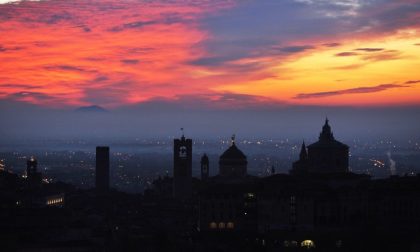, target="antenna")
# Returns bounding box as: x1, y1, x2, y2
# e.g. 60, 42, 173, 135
231, 134, 236, 145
